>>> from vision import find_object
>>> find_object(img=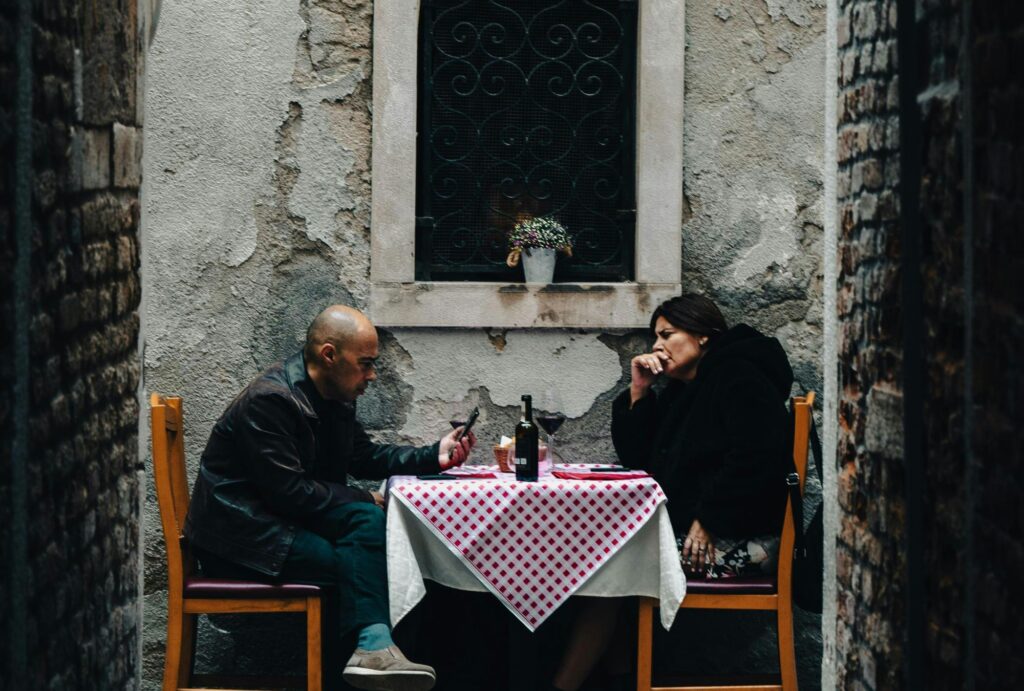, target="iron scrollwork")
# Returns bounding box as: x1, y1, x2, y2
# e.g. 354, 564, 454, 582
416, 0, 637, 281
